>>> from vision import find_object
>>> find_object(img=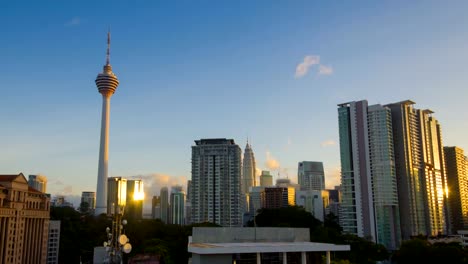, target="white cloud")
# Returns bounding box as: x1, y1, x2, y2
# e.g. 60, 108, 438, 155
265, 151, 280, 170
321, 140, 336, 147
325, 166, 341, 189
255, 167, 262, 177
65, 17, 81, 26
295, 55, 320, 78
318, 65, 333, 75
